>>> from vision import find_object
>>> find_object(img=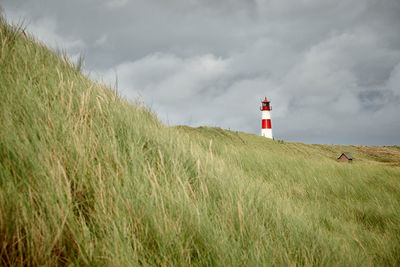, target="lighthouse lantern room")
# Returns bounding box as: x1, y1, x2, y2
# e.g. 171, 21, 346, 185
260, 97, 273, 139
